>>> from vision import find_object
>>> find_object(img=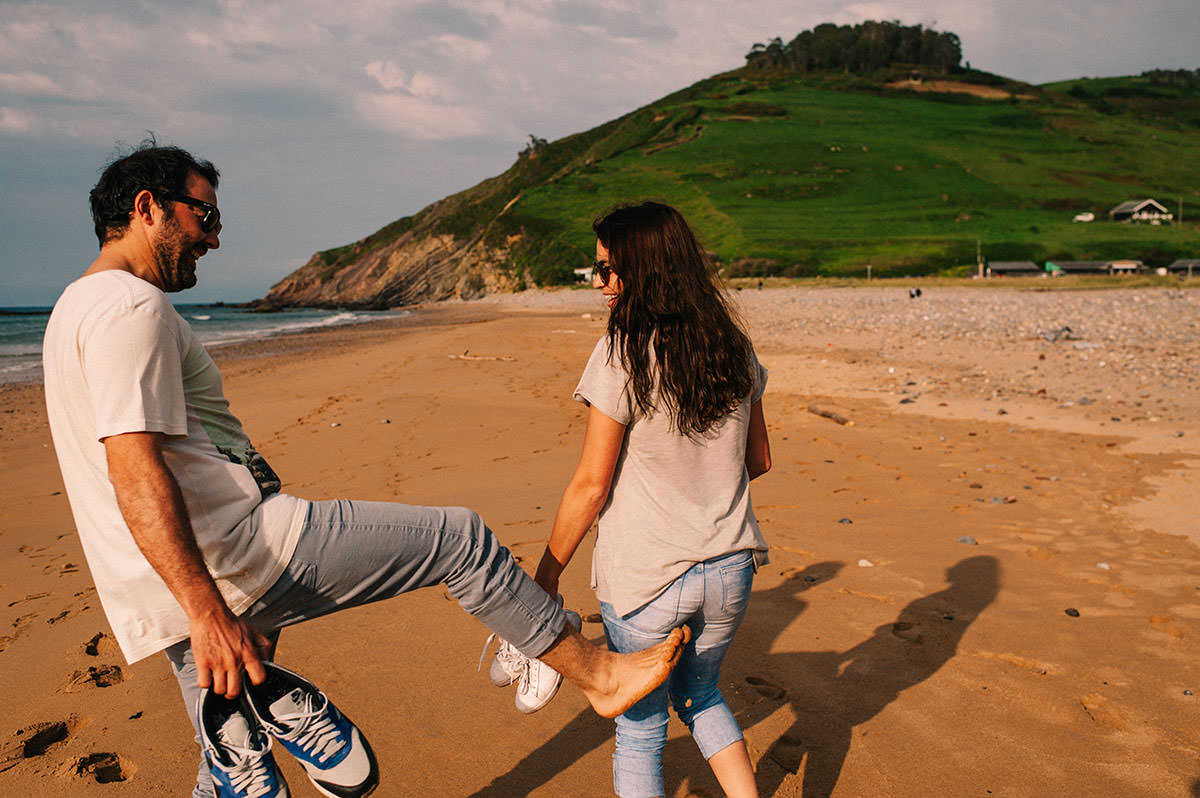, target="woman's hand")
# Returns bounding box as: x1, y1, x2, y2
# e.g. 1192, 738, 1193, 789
534, 547, 562, 598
